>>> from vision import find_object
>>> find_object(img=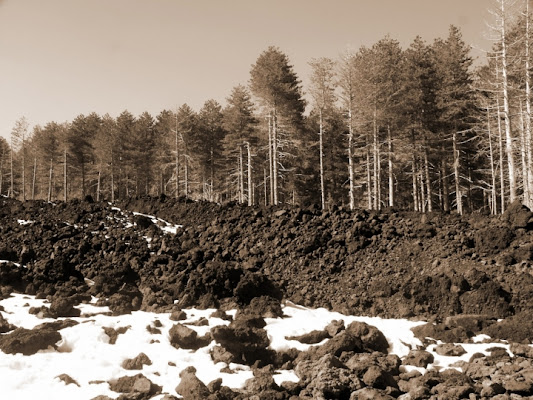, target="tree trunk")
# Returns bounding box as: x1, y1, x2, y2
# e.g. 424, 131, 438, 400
388, 125, 394, 207
268, 112, 274, 206
184, 157, 189, 198
372, 109, 378, 210
272, 109, 278, 205
348, 109, 355, 210
487, 107, 497, 214
519, 101, 528, 206
22, 137, 25, 201
411, 130, 418, 212
239, 145, 244, 203
31, 157, 36, 200
500, 0, 517, 202
441, 155, 450, 212
111, 160, 115, 203
48, 158, 53, 202
453, 132, 462, 215
419, 170, 426, 213
526, 0, 533, 208
247, 142, 252, 206
63, 148, 67, 202
366, 133, 372, 210
97, 168, 101, 202
319, 109, 325, 210
424, 137, 432, 212
10, 145, 14, 198
496, 94, 506, 213
264, 167, 268, 206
